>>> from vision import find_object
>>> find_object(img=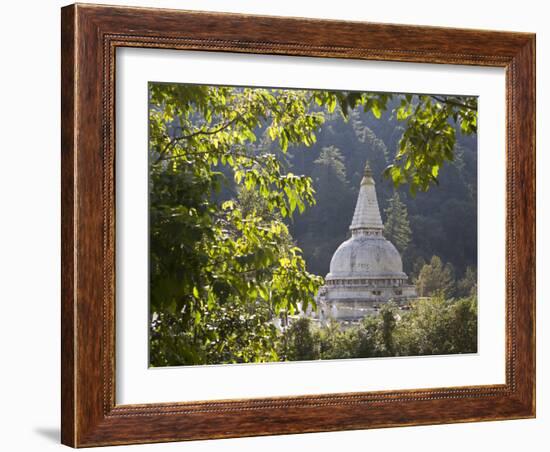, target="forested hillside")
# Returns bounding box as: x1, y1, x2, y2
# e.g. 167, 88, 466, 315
284, 99, 477, 282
